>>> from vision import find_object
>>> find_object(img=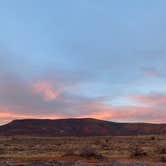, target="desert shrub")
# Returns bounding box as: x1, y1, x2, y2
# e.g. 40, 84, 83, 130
11, 146, 25, 151
63, 148, 77, 157
79, 146, 103, 159
130, 145, 147, 158
160, 156, 166, 162
150, 136, 156, 140
94, 139, 101, 145
101, 143, 110, 150
105, 138, 109, 143
3, 144, 10, 147
0, 147, 5, 153
11, 136, 17, 141
158, 147, 166, 154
